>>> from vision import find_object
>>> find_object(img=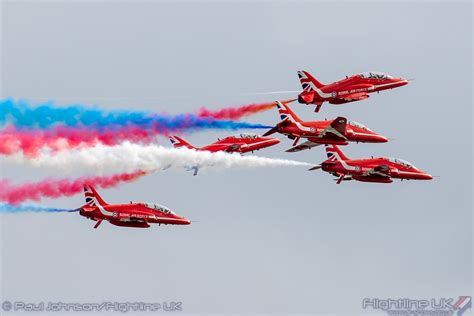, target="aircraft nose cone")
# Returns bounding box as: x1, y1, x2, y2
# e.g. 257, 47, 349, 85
421, 173, 433, 180
183, 218, 192, 225
375, 135, 389, 143
271, 138, 281, 145
411, 171, 433, 180
399, 78, 409, 86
